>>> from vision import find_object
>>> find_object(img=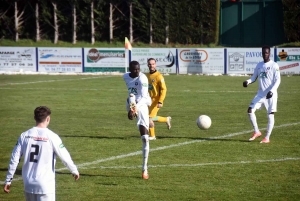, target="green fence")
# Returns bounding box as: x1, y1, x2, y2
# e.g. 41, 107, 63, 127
220, 0, 286, 47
